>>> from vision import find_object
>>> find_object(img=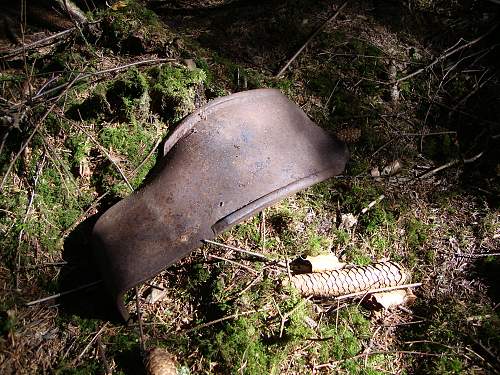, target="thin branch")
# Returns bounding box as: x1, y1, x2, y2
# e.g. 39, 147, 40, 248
76, 322, 109, 362
96, 336, 112, 375
275, 1, 349, 77
360, 194, 385, 215
417, 151, 484, 180
33, 58, 175, 100
203, 239, 270, 261
334, 283, 422, 301
15, 154, 46, 290
73, 120, 133, 192
209, 254, 260, 275
396, 24, 498, 84
1, 28, 76, 60
455, 252, 500, 258
185, 308, 268, 333
135, 286, 146, 357
315, 350, 445, 369
26, 280, 102, 306
0, 71, 84, 191
279, 296, 312, 337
